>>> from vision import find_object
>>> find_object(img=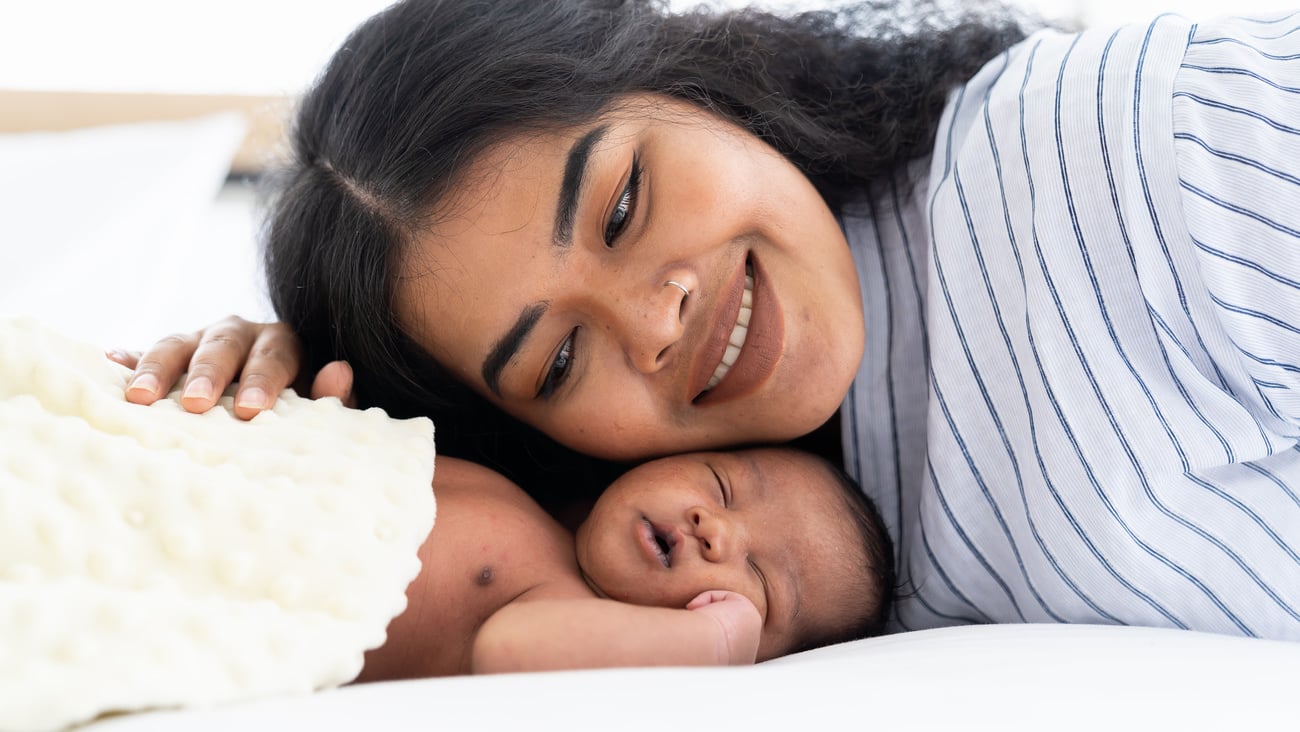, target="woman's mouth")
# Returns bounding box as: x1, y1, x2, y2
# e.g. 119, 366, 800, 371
704, 265, 752, 391
692, 254, 784, 404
